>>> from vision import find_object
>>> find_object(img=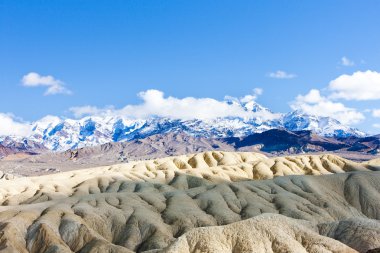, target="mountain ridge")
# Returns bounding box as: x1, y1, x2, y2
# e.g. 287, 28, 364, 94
0, 101, 365, 152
